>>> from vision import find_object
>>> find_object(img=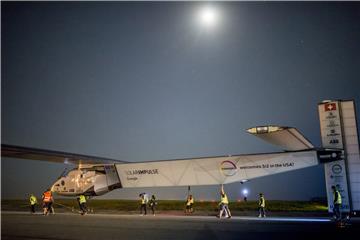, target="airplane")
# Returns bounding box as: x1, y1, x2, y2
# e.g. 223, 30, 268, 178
1, 125, 342, 197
